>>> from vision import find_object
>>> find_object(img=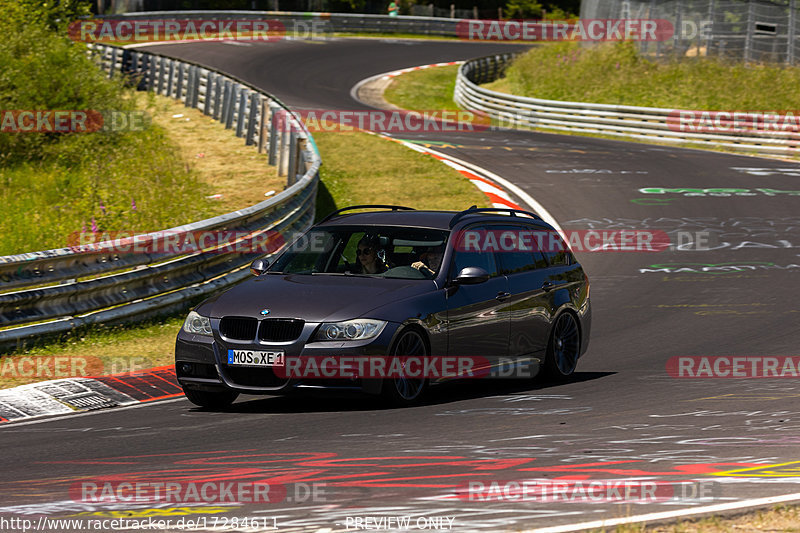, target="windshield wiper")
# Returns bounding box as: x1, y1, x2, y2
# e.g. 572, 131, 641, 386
311, 271, 373, 277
